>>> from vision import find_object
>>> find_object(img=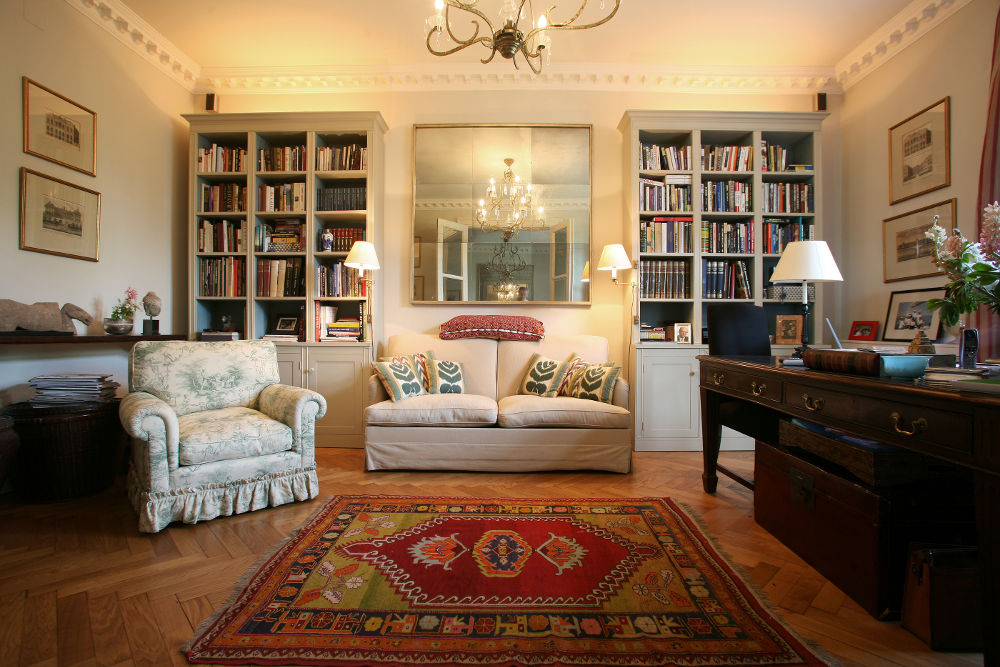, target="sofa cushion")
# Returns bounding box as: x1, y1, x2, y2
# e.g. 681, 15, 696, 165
565, 364, 623, 404
497, 335, 610, 399
366, 394, 498, 426
427, 359, 465, 394
497, 395, 630, 429
387, 334, 498, 399
558, 358, 614, 395
372, 358, 427, 401
178, 407, 293, 465
518, 353, 576, 397
440, 314, 544, 341
379, 351, 433, 390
